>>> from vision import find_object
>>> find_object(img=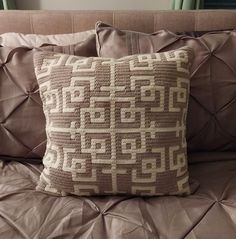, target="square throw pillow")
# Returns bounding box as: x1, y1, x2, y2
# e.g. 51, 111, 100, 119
96, 22, 236, 158
0, 36, 97, 162
34, 46, 193, 196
